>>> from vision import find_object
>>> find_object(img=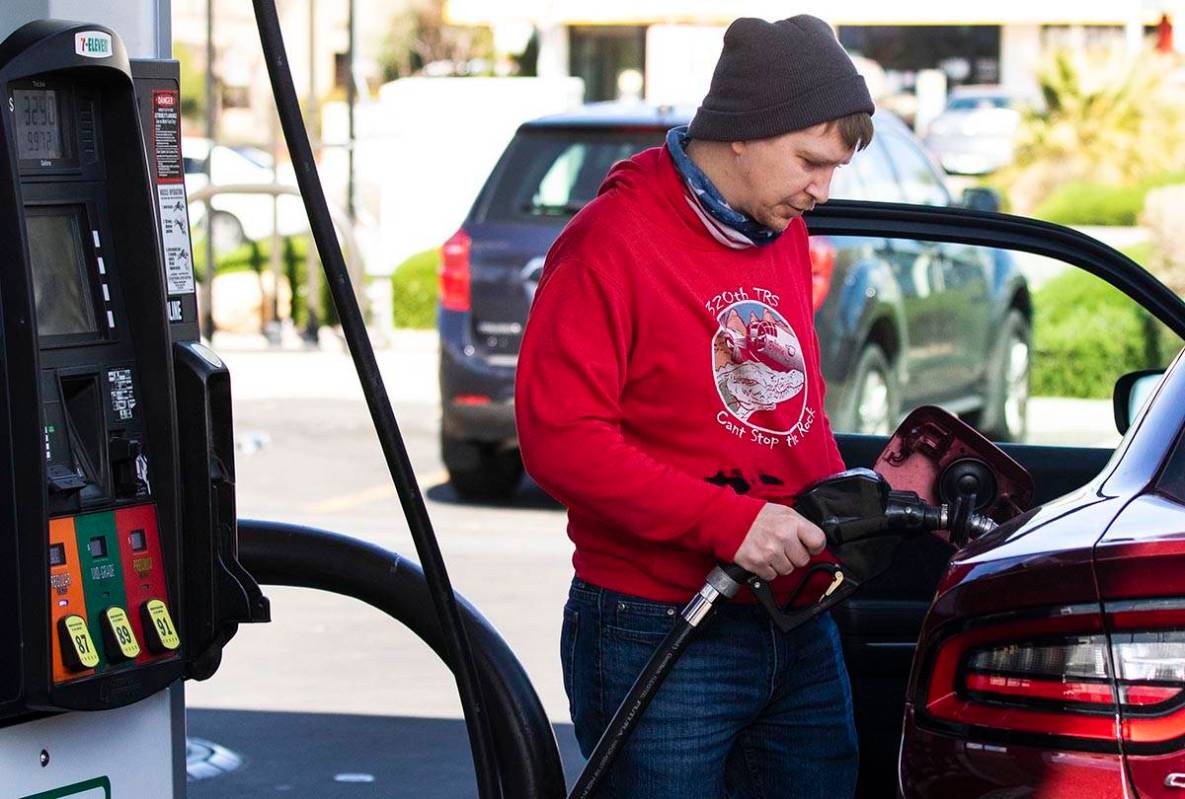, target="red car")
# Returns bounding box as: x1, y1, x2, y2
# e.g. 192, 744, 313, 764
805, 202, 1185, 798
900, 353, 1185, 798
